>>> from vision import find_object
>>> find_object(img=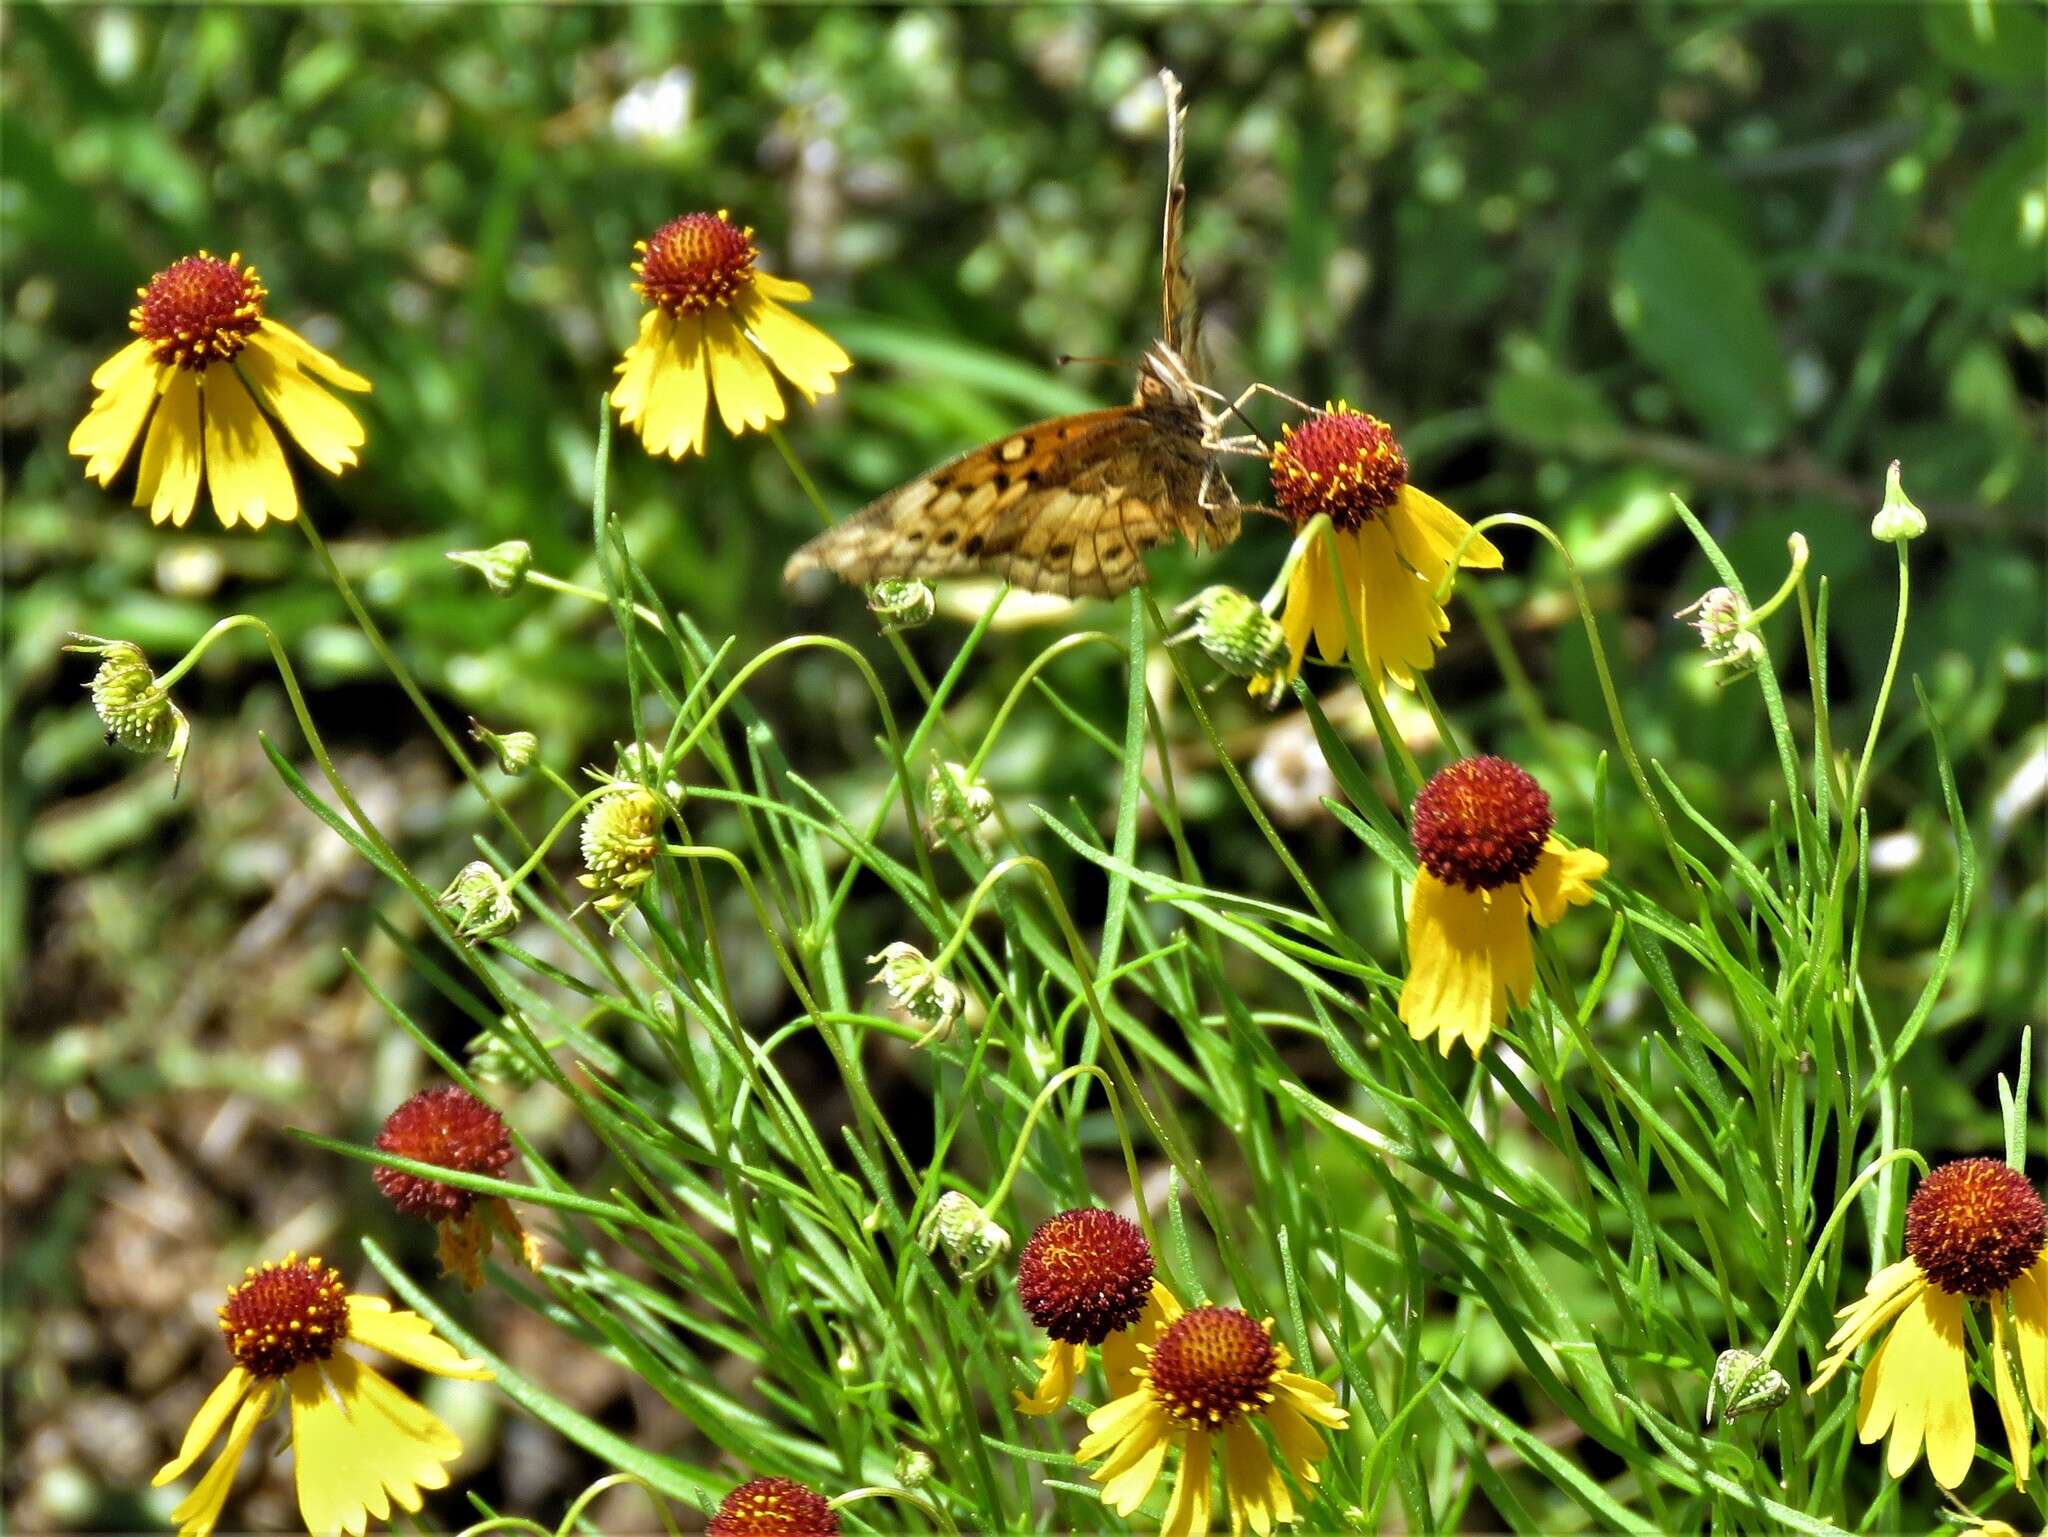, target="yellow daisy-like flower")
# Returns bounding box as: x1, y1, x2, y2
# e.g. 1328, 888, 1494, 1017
1013, 1208, 1169, 1416
152, 1252, 492, 1537
1252, 403, 1502, 697
1809, 1158, 2048, 1490
1396, 755, 1607, 1057
610, 210, 850, 458
1080, 1295, 1349, 1537
69, 252, 369, 529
